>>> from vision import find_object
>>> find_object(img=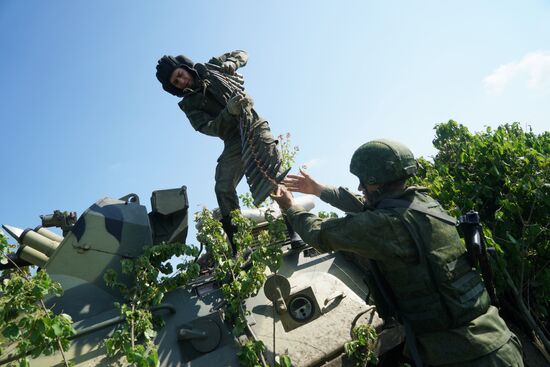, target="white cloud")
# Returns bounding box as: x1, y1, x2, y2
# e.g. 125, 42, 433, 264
483, 51, 550, 95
